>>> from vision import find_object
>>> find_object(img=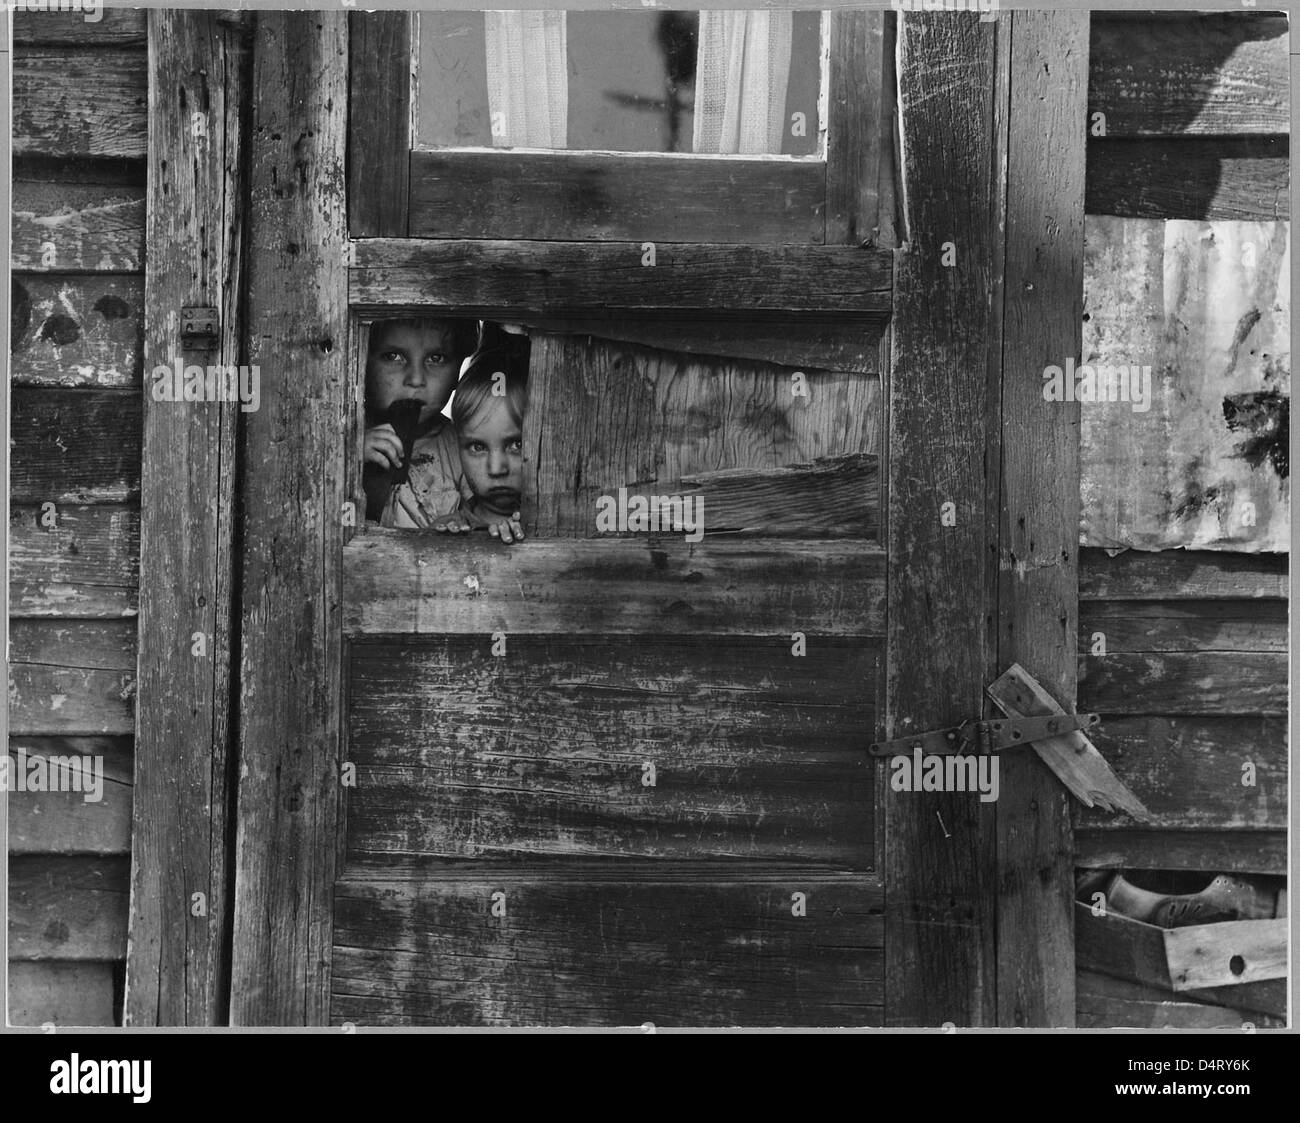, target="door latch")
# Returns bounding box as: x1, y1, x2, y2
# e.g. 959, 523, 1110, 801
868, 712, 1101, 757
